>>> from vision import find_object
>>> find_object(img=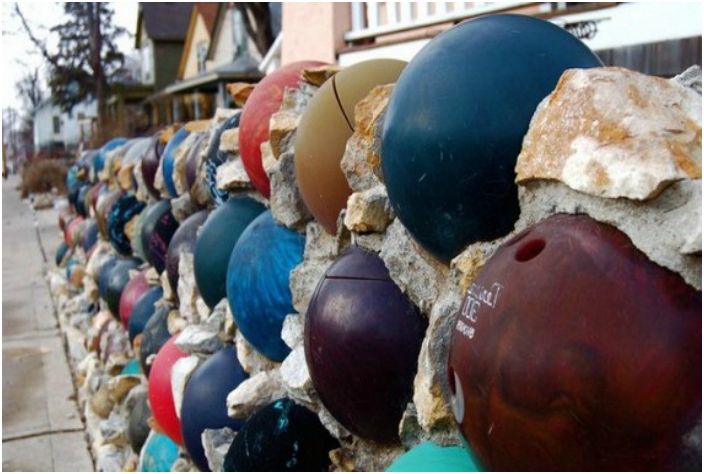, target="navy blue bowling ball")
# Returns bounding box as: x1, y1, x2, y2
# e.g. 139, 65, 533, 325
181, 345, 248, 471
55, 241, 70, 267
81, 220, 99, 255
139, 304, 172, 376
76, 184, 91, 217
140, 200, 179, 273
226, 210, 304, 362
166, 209, 208, 295
194, 196, 266, 308
107, 194, 146, 256
205, 113, 240, 205
223, 398, 338, 472
128, 286, 163, 343
162, 127, 190, 198
381, 14, 602, 262
98, 255, 120, 301
104, 257, 142, 318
